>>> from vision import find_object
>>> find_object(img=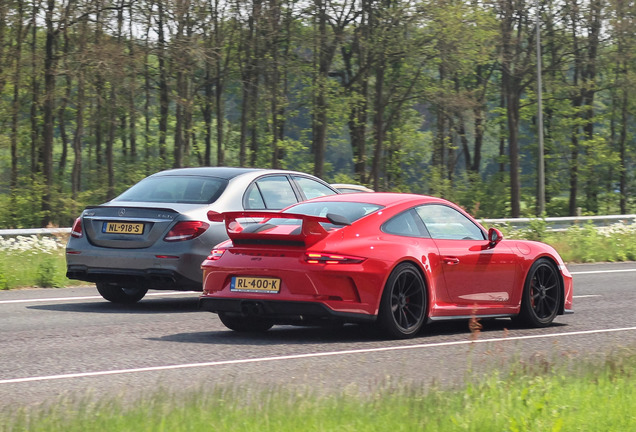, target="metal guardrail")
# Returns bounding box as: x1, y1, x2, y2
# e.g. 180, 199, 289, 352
0, 227, 71, 236
0, 215, 634, 237
481, 214, 636, 231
